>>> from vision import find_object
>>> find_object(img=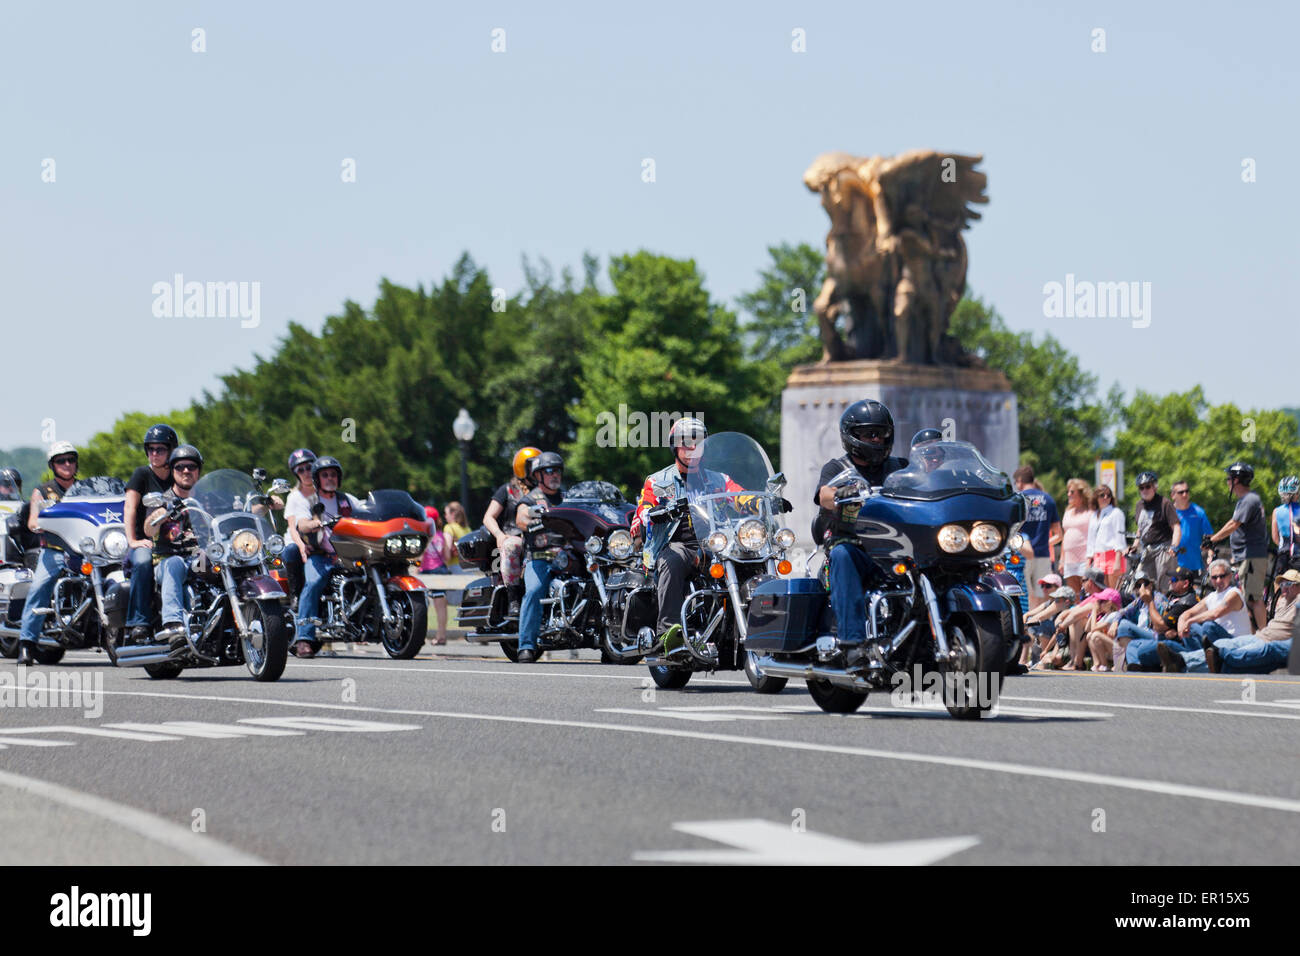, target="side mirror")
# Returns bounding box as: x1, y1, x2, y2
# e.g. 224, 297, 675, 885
270, 479, 290, 496
767, 472, 787, 492
252, 467, 268, 483
142, 492, 164, 510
